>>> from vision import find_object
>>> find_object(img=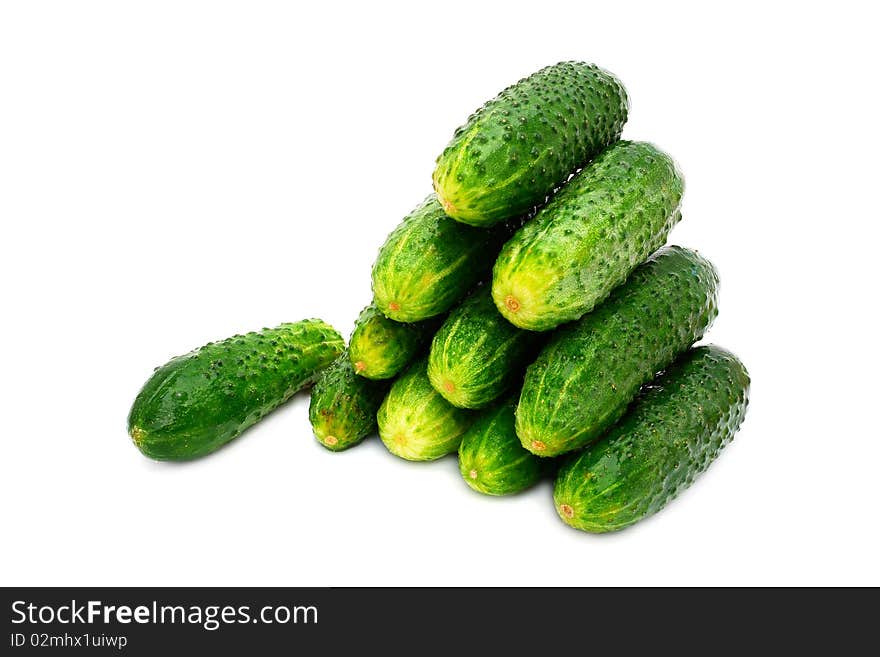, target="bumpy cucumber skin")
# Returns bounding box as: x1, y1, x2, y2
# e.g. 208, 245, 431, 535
428, 285, 543, 409
372, 195, 511, 322
492, 141, 684, 331
459, 397, 554, 496
516, 246, 718, 457
348, 304, 437, 380
377, 358, 475, 461
554, 346, 750, 533
433, 61, 628, 226
309, 351, 390, 451
128, 320, 344, 461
